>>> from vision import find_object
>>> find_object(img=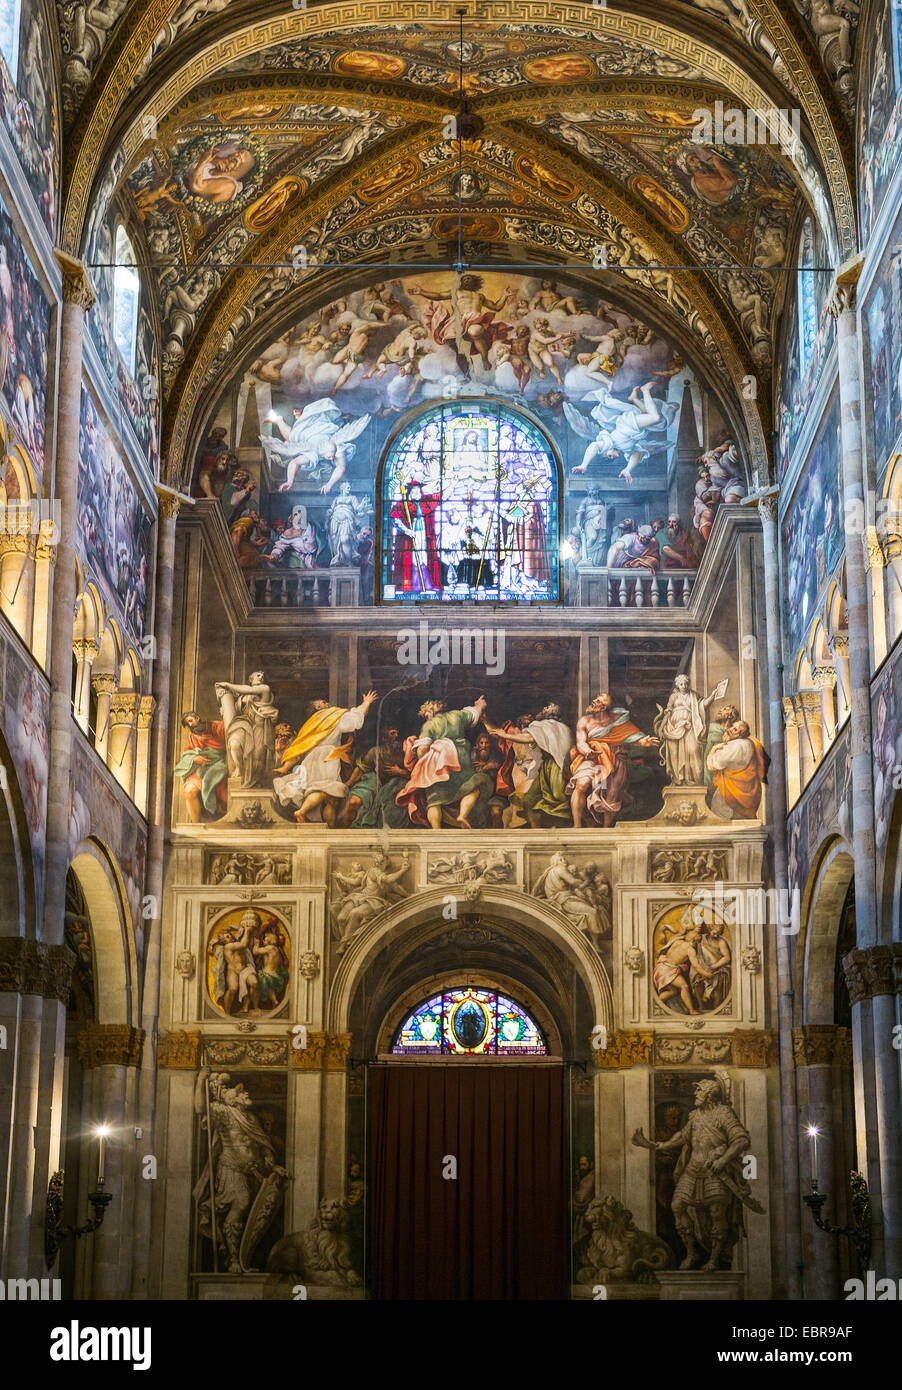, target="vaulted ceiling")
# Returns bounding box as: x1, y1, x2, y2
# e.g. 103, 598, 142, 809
55, 1, 860, 485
